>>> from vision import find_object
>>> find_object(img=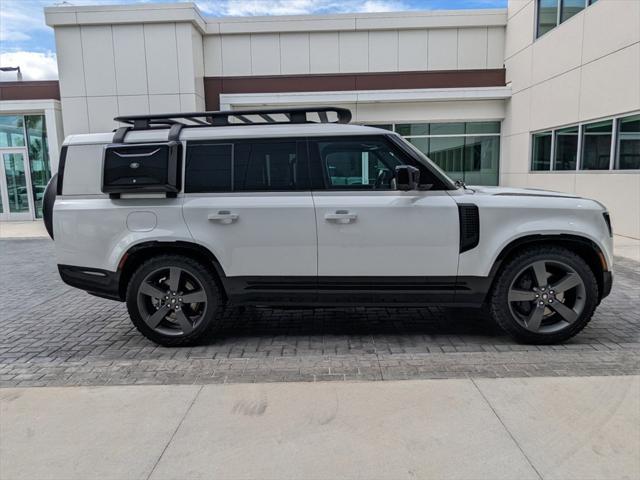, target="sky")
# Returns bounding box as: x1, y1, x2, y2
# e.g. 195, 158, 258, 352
0, 0, 506, 81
